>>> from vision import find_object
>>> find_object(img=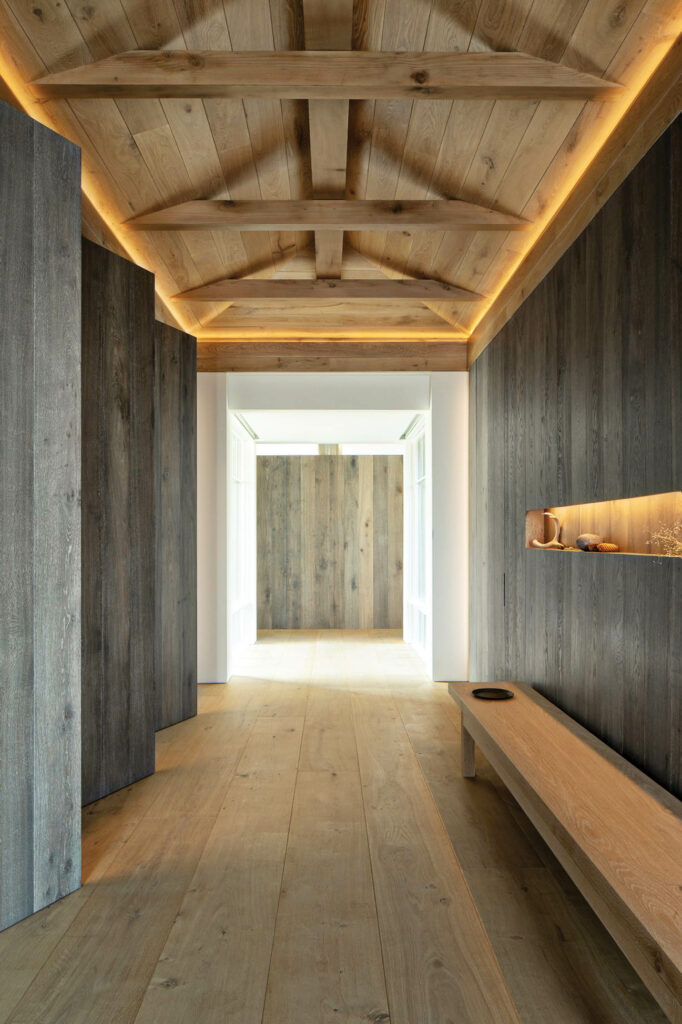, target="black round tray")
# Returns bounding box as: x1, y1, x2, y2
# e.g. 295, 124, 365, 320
471, 687, 515, 701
